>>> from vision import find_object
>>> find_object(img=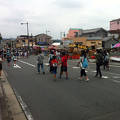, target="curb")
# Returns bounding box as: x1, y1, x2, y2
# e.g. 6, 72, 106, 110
0, 71, 28, 120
